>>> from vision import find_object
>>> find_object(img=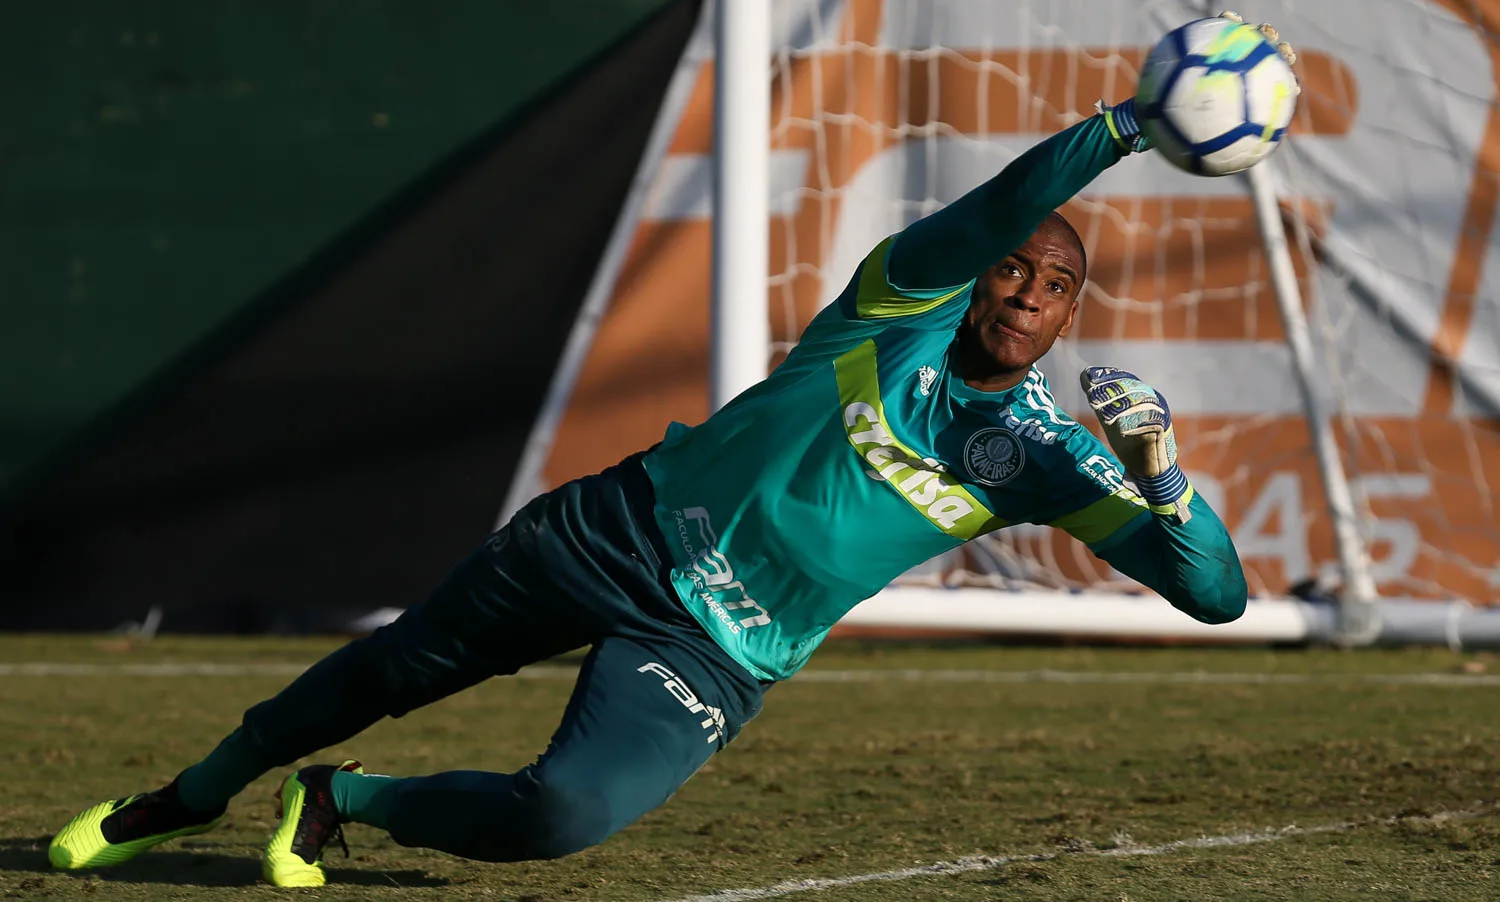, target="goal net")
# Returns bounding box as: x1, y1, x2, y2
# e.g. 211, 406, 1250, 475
513, 0, 1500, 620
